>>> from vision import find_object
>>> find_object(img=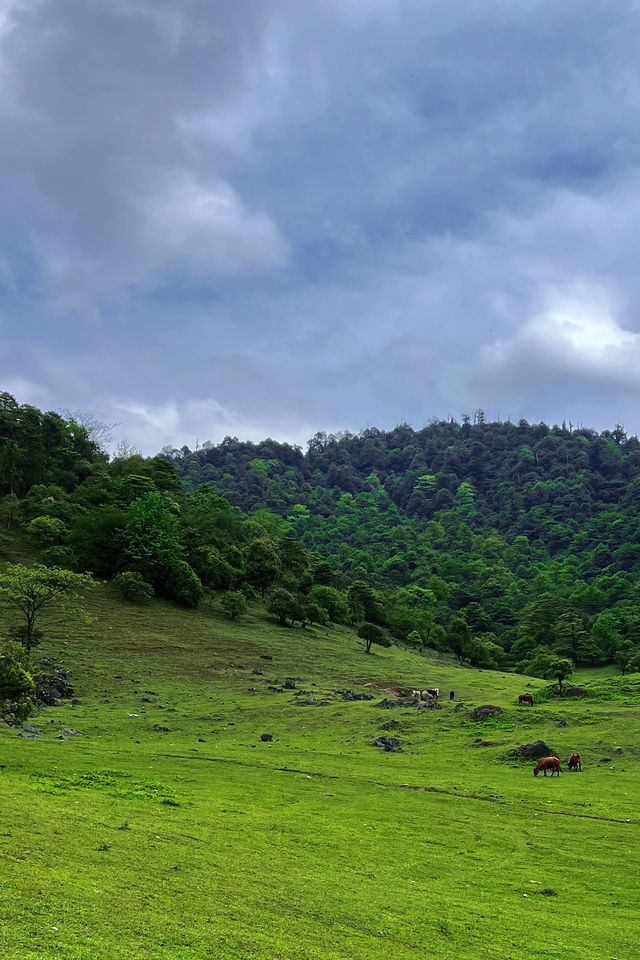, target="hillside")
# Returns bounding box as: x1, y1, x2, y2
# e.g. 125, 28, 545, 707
168, 419, 640, 673
0, 586, 638, 960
